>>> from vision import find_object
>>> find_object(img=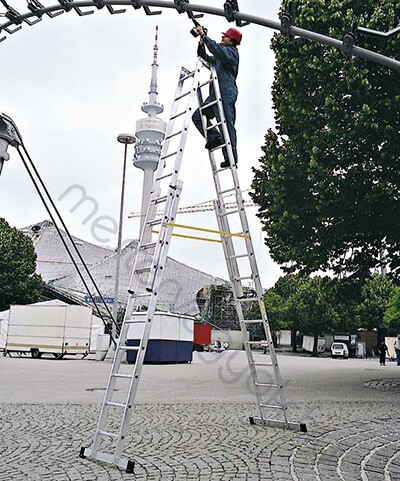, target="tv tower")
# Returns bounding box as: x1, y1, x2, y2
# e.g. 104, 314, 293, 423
133, 26, 167, 238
